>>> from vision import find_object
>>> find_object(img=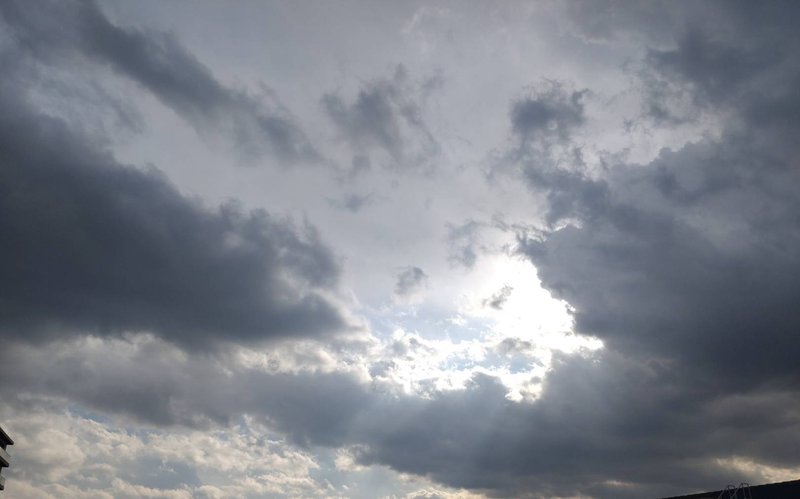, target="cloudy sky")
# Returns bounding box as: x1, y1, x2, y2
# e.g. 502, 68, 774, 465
2, 1, 800, 498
